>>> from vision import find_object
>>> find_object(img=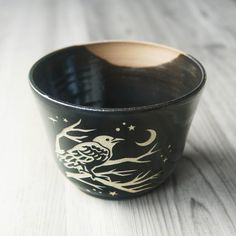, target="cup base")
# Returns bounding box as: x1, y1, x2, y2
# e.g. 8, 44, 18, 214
77, 175, 172, 200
